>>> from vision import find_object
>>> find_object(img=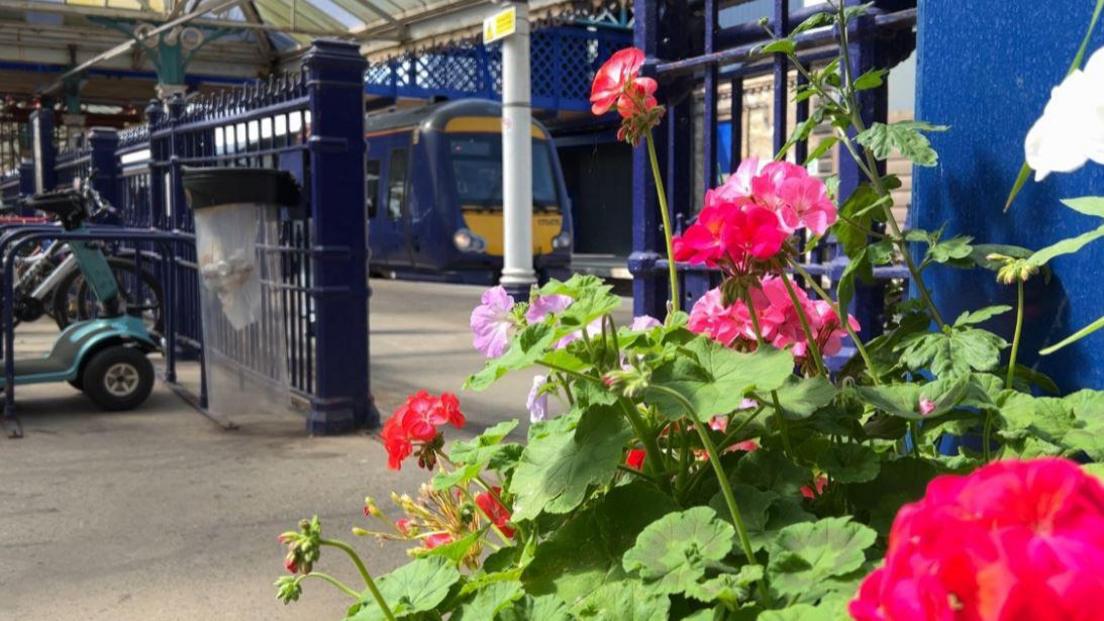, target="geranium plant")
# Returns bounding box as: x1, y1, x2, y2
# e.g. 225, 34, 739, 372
272, 3, 1104, 620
